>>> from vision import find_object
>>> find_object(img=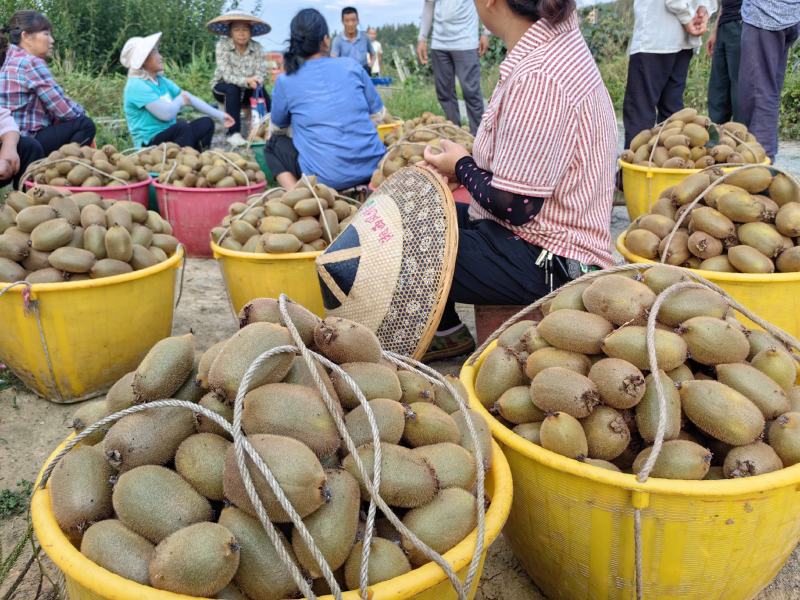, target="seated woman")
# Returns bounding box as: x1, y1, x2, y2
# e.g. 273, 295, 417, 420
265, 8, 385, 191
208, 11, 271, 147
121, 33, 234, 150
0, 10, 95, 155
0, 106, 44, 188
421, 0, 617, 361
